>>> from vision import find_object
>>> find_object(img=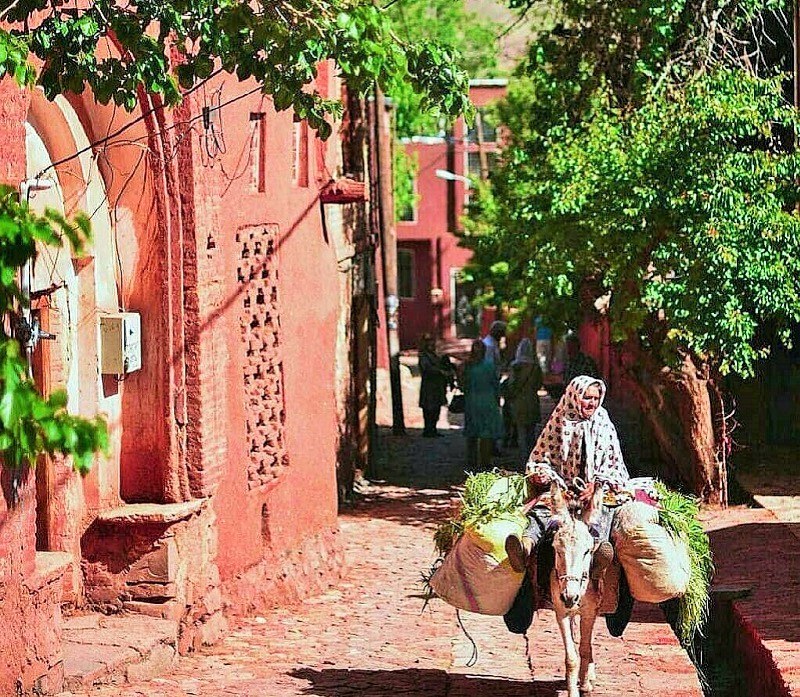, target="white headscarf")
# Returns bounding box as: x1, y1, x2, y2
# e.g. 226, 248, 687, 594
512, 338, 537, 366
528, 375, 629, 489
